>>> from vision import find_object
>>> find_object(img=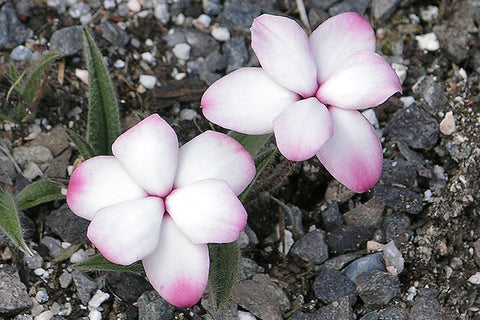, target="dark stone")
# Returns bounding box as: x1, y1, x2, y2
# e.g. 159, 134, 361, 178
373, 0, 401, 22
342, 252, 385, 282
0, 265, 33, 316
185, 29, 220, 57
326, 225, 372, 255
312, 297, 353, 320
379, 159, 417, 189
46, 204, 90, 244
218, 0, 262, 29
238, 257, 264, 281
383, 212, 411, 244
313, 267, 357, 304
49, 26, 84, 57
412, 76, 448, 115
290, 230, 329, 265
223, 36, 249, 73
328, 0, 370, 15
289, 311, 314, 320
205, 50, 227, 72
343, 198, 385, 229
72, 270, 98, 305
384, 104, 439, 150
308, 0, 342, 10
432, 25, 470, 65
203, 0, 222, 15
409, 288, 445, 320
137, 290, 175, 320
105, 272, 153, 304
360, 312, 379, 320
0, 3, 31, 50
320, 201, 343, 232
381, 307, 408, 320
355, 270, 401, 307
373, 185, 423, 215
98, 21, 130, 47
